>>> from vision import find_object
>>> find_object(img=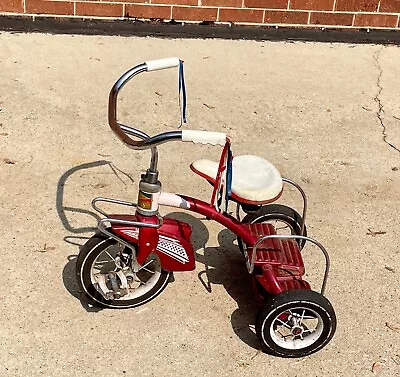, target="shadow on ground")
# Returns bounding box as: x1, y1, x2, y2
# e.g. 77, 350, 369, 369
167, 212, 262, 349
56, 160, 109, 234
57, 160, 128, 313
